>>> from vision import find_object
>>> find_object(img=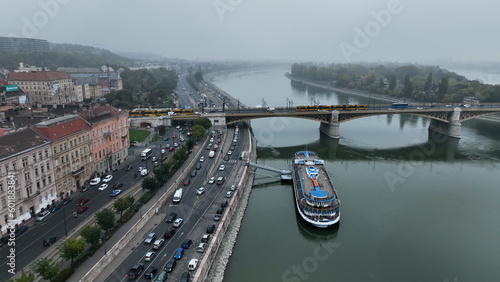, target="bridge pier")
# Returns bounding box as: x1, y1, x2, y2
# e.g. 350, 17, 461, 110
428, 107, 462, 139
319, 111, 340, 139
